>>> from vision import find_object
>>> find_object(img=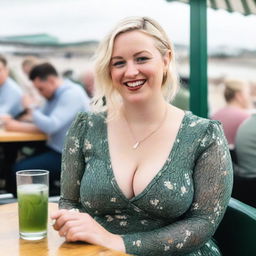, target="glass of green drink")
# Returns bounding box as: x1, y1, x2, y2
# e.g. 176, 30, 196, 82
16, 170, 49, 240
